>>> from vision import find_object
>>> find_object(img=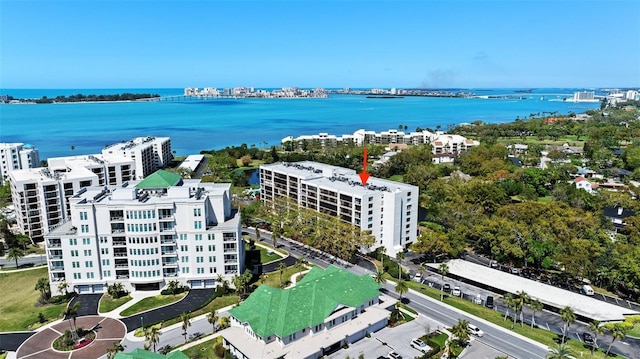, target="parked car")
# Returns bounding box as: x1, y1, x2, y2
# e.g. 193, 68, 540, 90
510, 267, 519, 274
490, 260, 498, 268
388, 351, 403, 359
413, 273, 422, 282
485, 296, 494, 308
468, 324, 484, 337
452, 286, 461, 297
473, 294, 482, 305
582, 285, 595, 296
582, 332, 595, 345
410, 338, 430, 353
442, 283, 451, 292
